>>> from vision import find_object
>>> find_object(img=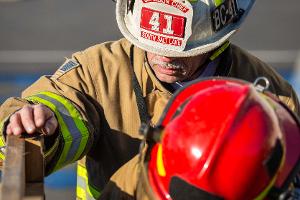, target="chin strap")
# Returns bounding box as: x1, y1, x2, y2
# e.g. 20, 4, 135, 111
129, 45, 154, 162
130, 45, 151, 125
268, 170, 300, 200
288, 175, 300, 200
